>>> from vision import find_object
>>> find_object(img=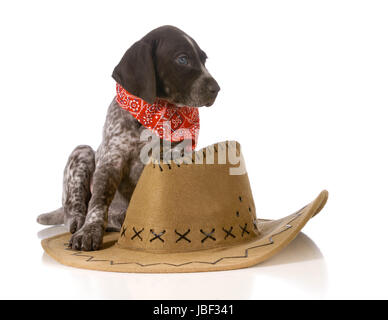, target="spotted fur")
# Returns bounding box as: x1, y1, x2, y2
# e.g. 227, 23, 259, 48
37, 26, 220, 251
